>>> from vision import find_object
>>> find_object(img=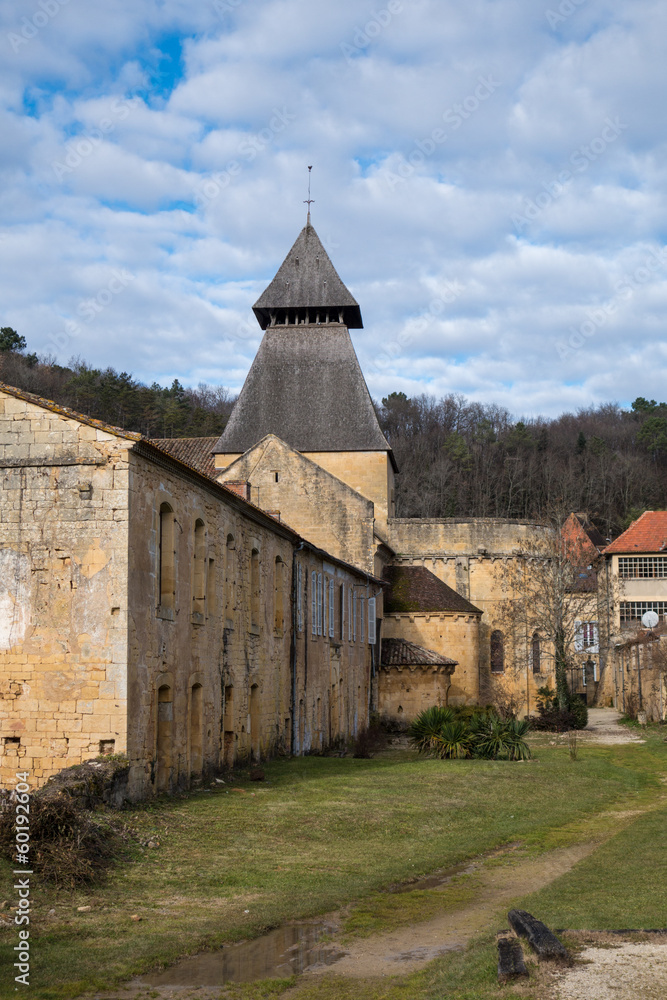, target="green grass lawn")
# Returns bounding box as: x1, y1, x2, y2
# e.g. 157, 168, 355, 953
1, 733, 665, 999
